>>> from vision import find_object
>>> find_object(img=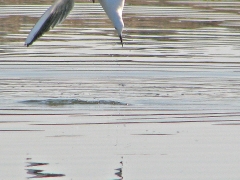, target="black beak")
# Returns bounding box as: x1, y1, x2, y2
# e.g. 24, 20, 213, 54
119, 35, 123, 47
